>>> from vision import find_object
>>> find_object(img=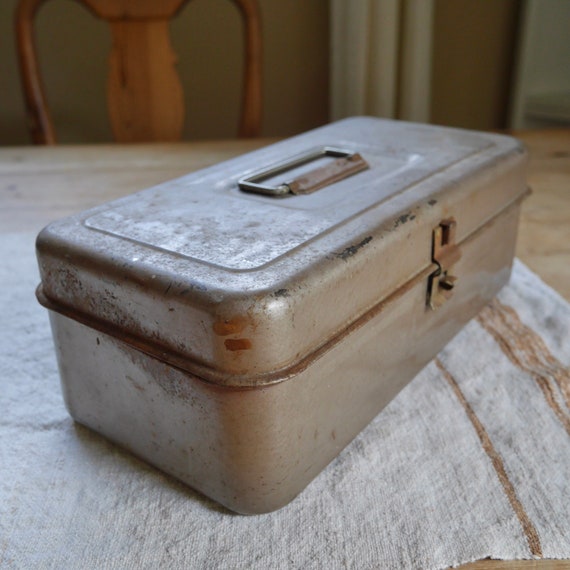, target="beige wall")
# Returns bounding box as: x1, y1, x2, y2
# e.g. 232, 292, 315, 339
0, 0, 329, 145
431, 0, 521, 130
